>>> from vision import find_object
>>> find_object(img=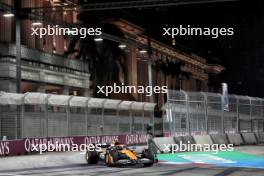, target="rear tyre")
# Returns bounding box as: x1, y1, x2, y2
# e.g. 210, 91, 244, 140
86, 150, 99, 164
143, 149, 155, 160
